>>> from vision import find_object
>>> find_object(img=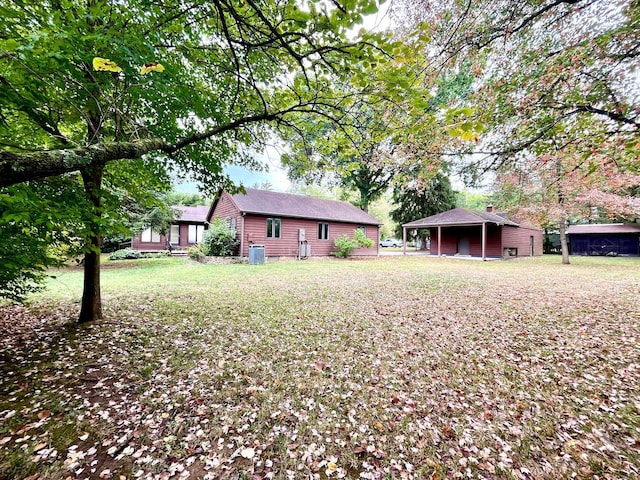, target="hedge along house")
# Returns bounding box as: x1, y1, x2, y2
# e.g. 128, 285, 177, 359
402, 206, 544, 260
208, 188, 381, 258
132, 205, 210, 252
567, 223, 640, 256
